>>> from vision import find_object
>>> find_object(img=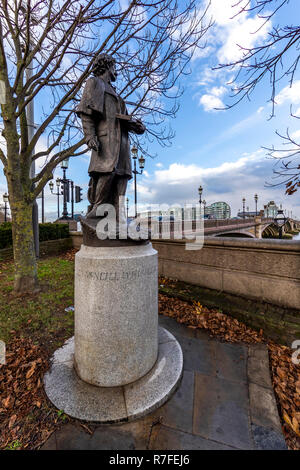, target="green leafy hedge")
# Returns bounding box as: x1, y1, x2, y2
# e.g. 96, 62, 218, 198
39, 223, 69, 242
0, 222, 69, 249
0, 222, 13, 250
